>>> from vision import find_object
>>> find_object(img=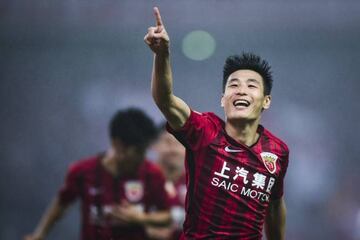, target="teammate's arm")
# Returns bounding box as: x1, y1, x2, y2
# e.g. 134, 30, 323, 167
264, 196, 287, 240
108, 203, 171, 226
145, 225, 174, 240
144, 7, 190, 130
24, 197, 70, 240
141, 210, 171, 226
